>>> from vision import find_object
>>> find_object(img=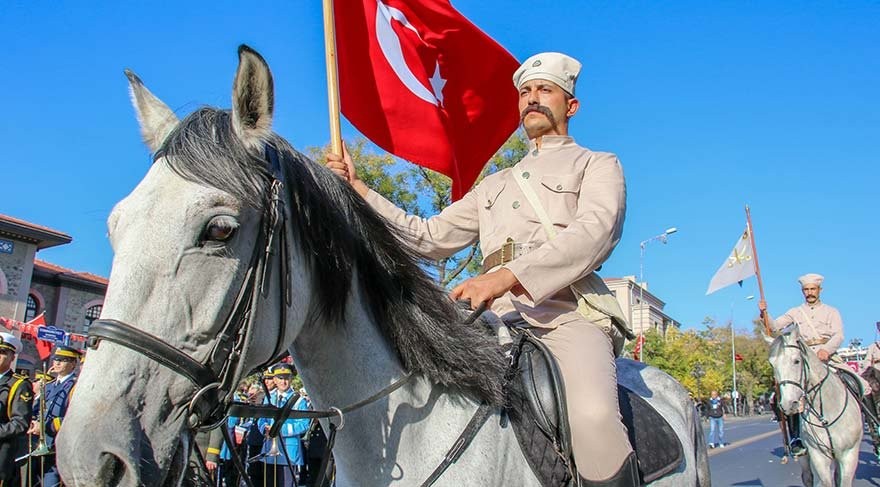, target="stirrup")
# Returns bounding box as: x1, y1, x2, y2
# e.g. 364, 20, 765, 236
789, 439, 807, 457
